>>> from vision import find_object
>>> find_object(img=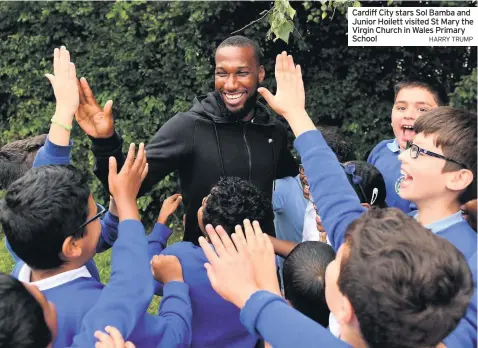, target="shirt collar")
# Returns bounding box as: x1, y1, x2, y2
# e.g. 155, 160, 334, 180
18, 265, 91, 291
413, 211, 465, 234
386, 138, 401, 153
